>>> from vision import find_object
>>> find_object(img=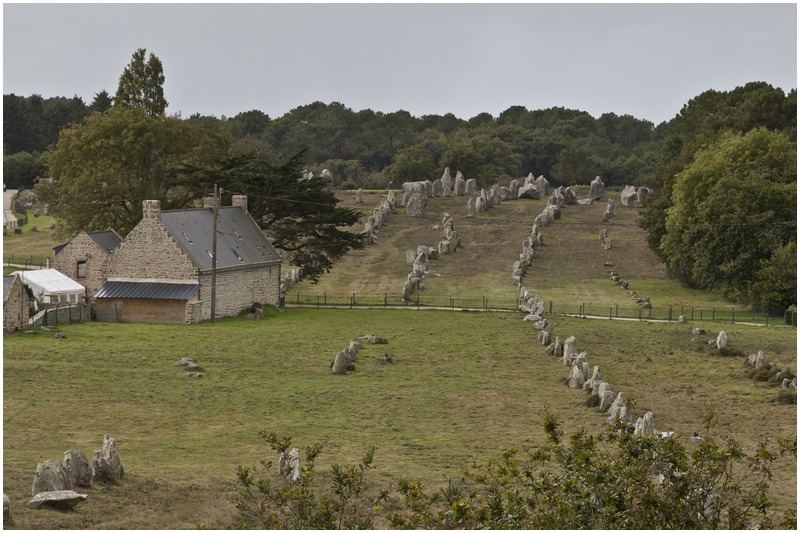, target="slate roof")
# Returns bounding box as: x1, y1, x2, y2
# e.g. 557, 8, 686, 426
94, 281, 200, 300
53, 230, 122, 256
3, 275, 16, 302
159, 206, 281, 273
87, 230, 122, 254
